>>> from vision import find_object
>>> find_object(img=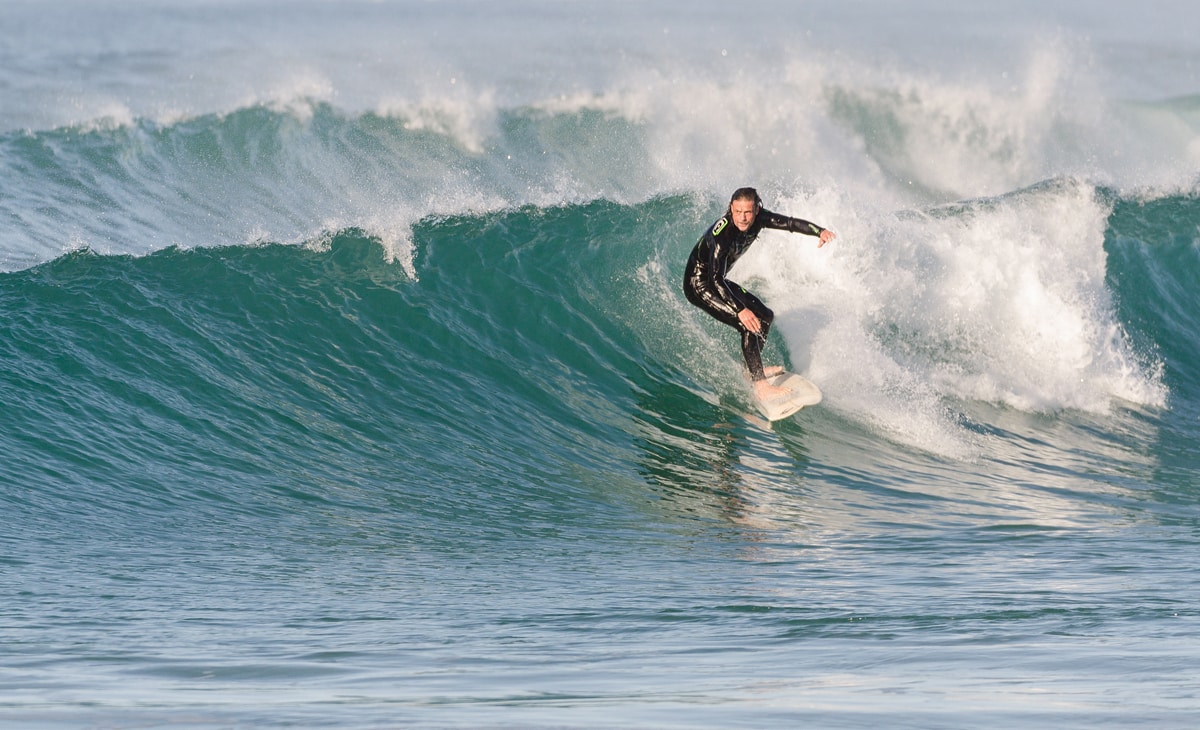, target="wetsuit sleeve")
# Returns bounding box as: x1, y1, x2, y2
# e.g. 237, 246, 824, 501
758, 209, 826, 237
702, 229, 749, 312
